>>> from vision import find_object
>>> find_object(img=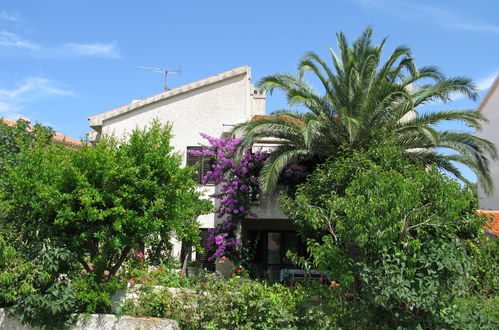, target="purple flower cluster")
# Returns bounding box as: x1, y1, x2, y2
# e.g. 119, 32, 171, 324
189, 134, 268, 260
283, 162, 309, 179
